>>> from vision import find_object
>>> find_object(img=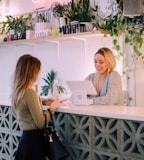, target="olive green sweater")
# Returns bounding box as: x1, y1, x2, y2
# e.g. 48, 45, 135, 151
14, 88, 45, 130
